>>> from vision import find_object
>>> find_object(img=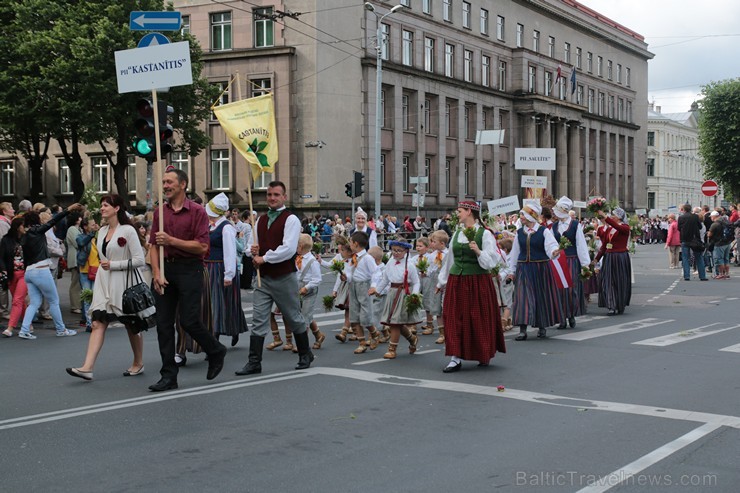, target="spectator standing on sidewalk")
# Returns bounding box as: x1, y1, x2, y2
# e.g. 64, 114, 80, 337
677, 204, 707, 281
664, 214, 681, 269
65, 211, 83, 315
0, 202, 14, 317
707, 210, 733, 279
